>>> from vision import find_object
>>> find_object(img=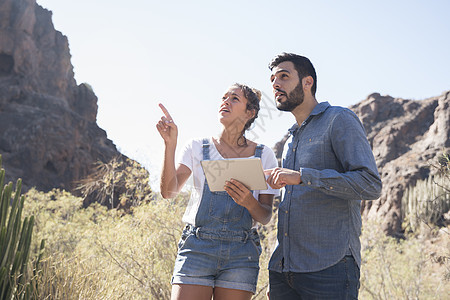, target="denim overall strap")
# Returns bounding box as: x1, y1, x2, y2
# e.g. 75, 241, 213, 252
255, 144, 264, 158
202, 138, 210, 160
195, 138, 253, 233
